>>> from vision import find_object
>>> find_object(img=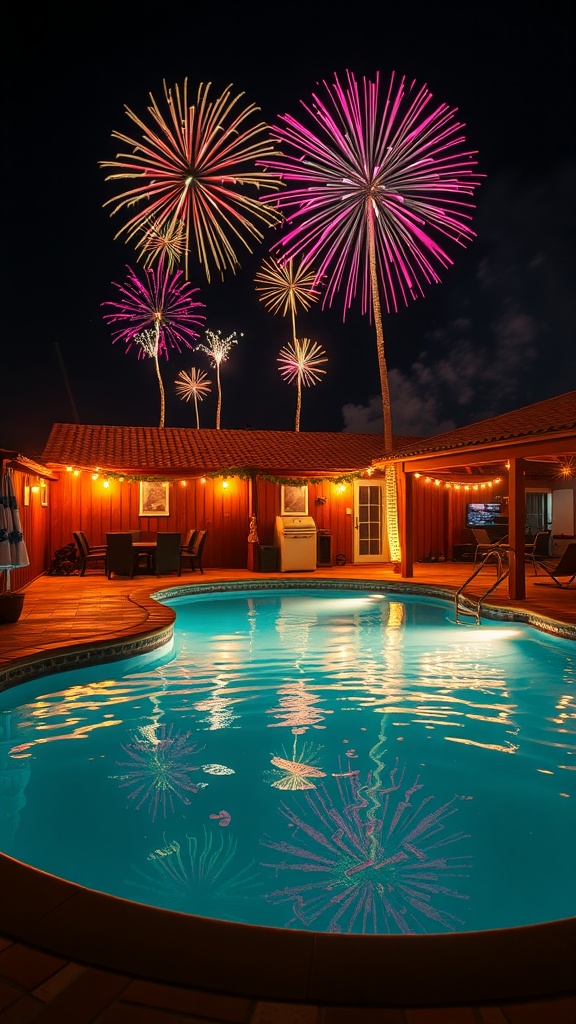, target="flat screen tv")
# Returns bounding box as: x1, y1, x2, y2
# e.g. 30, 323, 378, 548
465, 501, 507, 528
